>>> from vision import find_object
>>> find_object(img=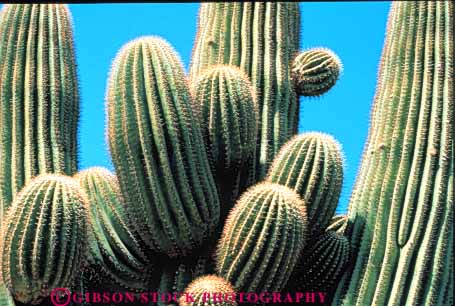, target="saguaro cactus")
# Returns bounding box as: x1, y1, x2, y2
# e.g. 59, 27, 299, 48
267, 132, 344, 236
334, 2, 453, 306
106, 36, 220, 258
190, 3, 300, 179
0, 284, 15, 306
0, 4, 79, 221
75, 167, 152, 292
0, 174, 88, 304
287, 231, 350, 305
216, 183, 307, 293
192, 65, 258, 216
